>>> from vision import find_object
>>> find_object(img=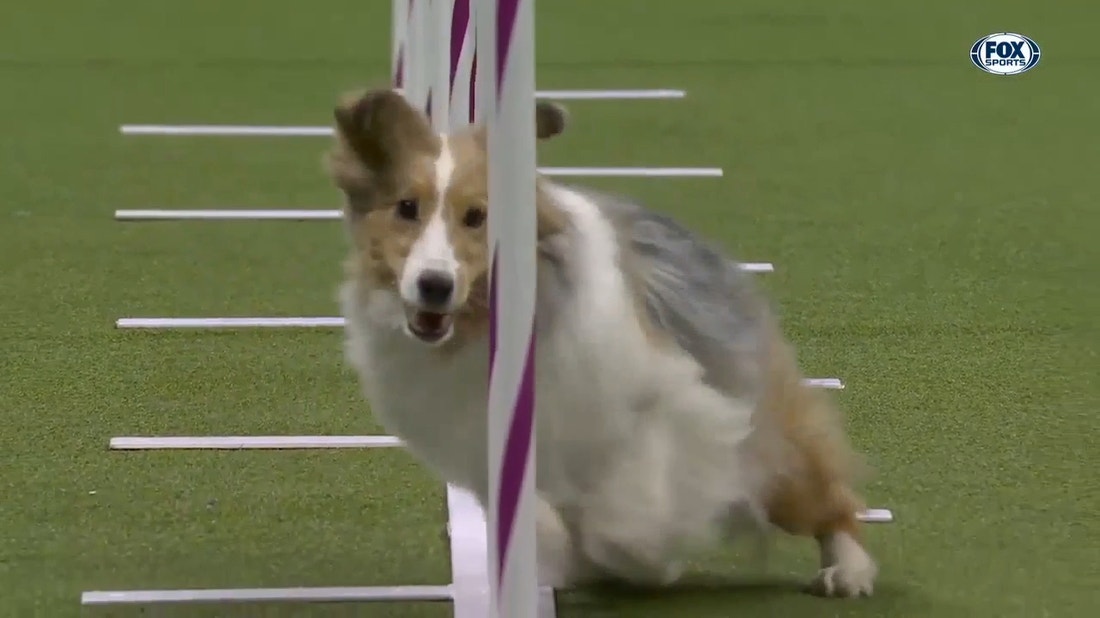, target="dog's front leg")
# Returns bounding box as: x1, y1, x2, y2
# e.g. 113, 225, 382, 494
536, 494, 585, 588
569, 426, 685, 587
